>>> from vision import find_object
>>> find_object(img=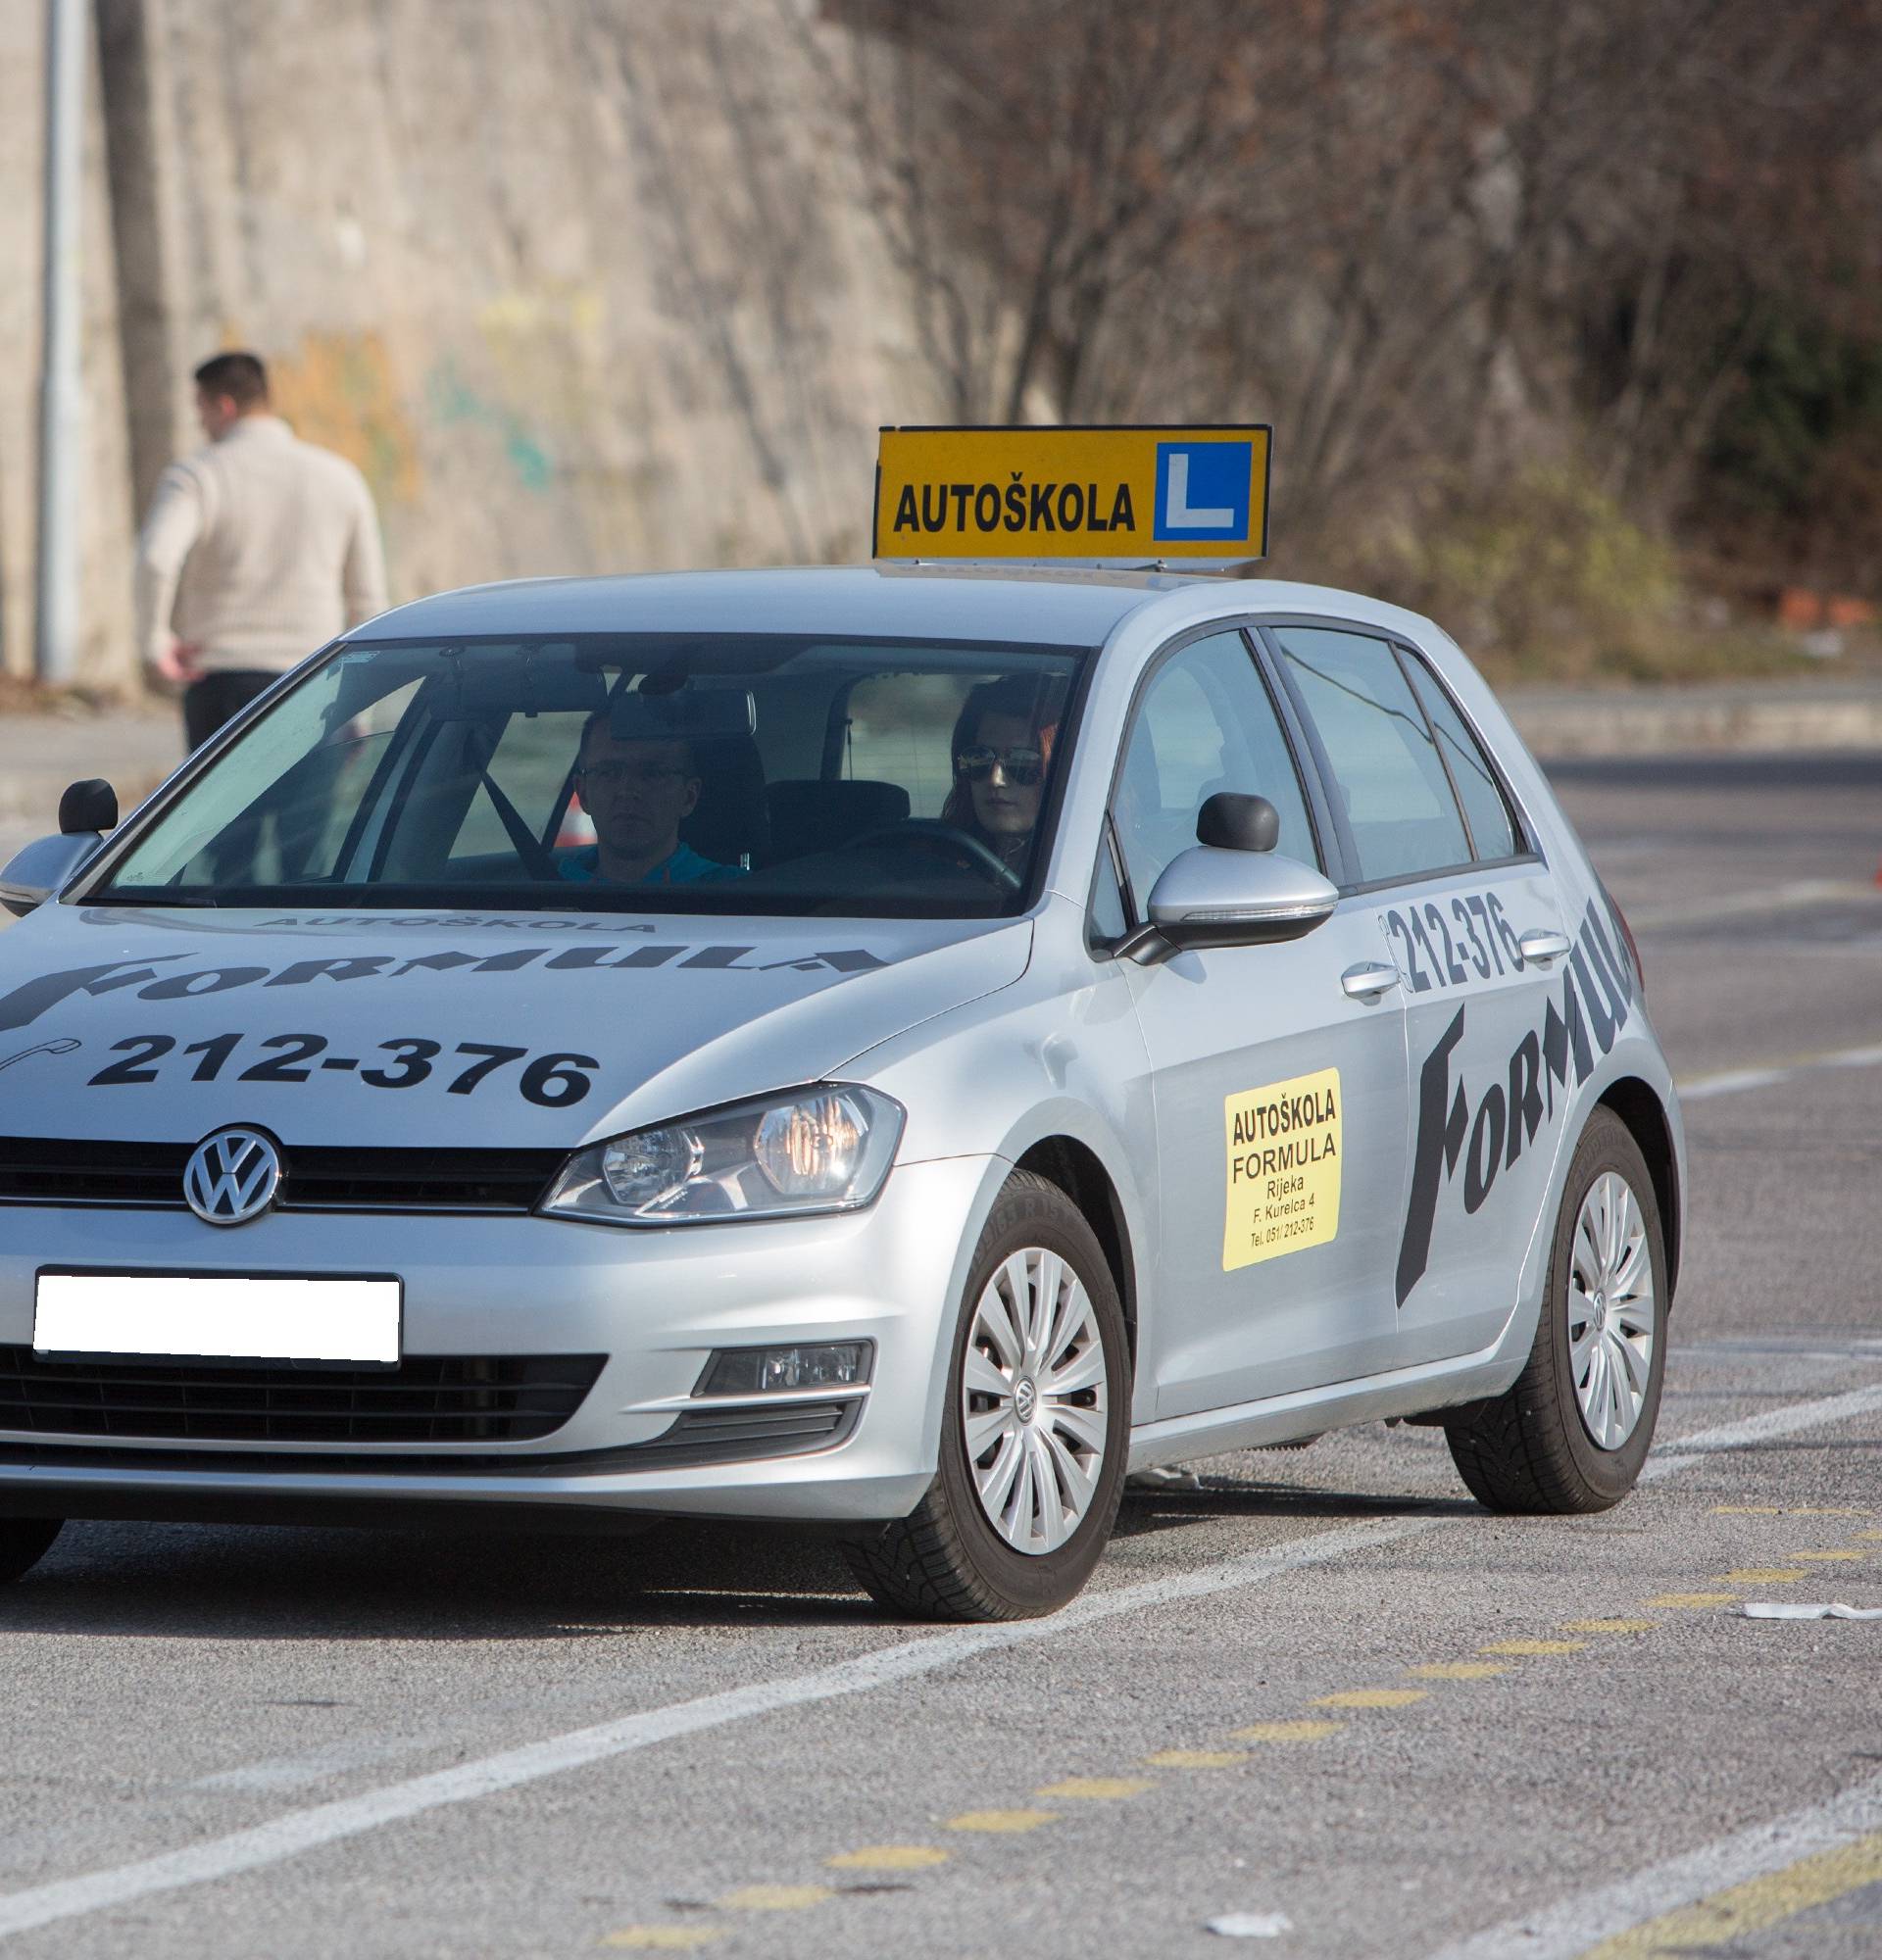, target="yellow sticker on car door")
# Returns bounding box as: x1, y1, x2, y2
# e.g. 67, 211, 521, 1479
1223, 1068, 1341, 1270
